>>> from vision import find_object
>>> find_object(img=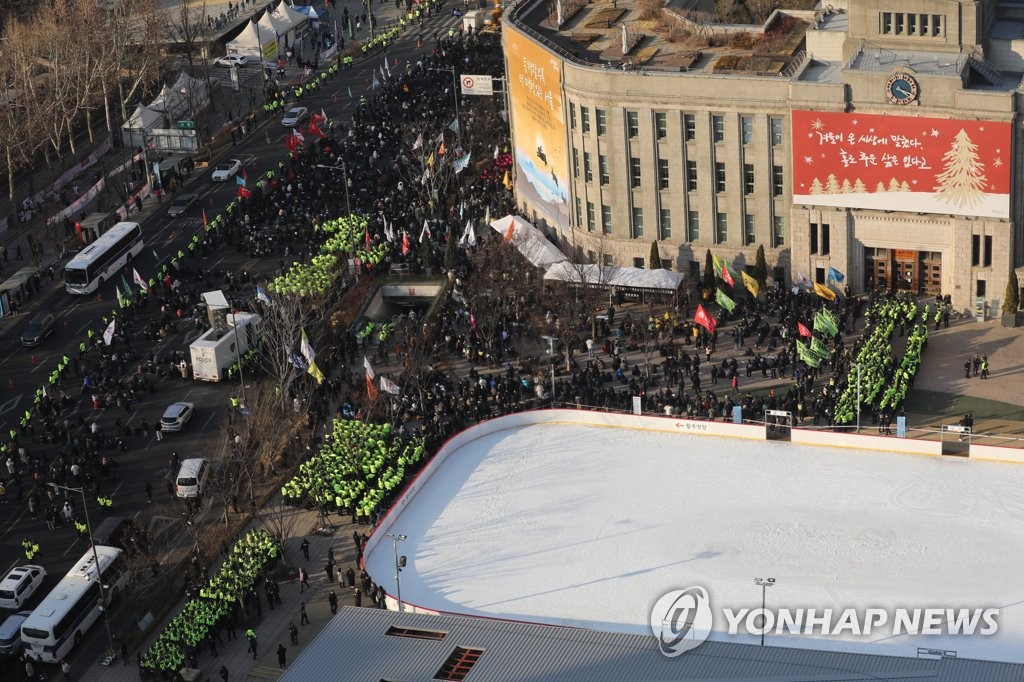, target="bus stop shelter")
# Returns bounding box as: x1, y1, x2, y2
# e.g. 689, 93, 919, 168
0, 266, 42, 316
